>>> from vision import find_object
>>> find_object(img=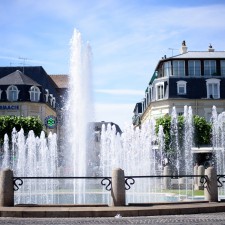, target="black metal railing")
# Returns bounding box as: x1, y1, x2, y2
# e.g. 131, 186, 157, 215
124, 175, 209, 190
13, 176, 112, 191
13, 175, 209, 192
217, 175, 225, 187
